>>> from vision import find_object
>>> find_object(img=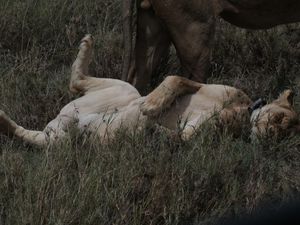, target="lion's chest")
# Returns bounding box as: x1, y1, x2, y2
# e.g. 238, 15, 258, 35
160, 86, 238, 129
